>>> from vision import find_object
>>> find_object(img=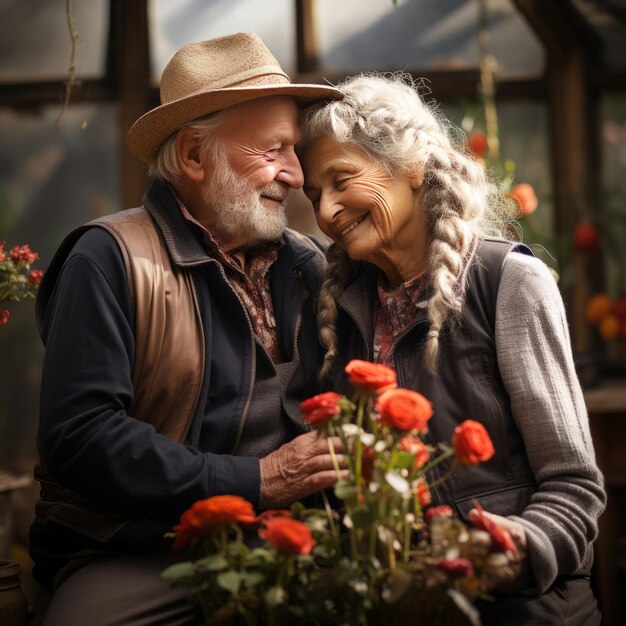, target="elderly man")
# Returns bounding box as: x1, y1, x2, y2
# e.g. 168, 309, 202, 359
30, 32, 343, 625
